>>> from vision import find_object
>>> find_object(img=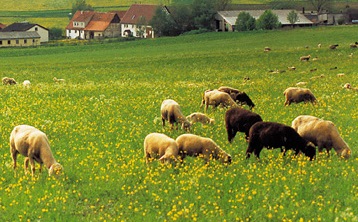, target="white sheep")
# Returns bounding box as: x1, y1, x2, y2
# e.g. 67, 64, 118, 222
2, 77, 17, 85
292, 115, 352, 159
176, 134, 231, 164
201, 89, 237, 112
283, 87, 317, 106
144, 133, 179, 164
186, 112, 214, 125
300, 55, 311, 61
23, 80, 31, 87
264, 47, 271, 52
161, 99, 191, 131
10, 125, 63, 176
53, 77, 65, 83
344, 83, 351, 89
